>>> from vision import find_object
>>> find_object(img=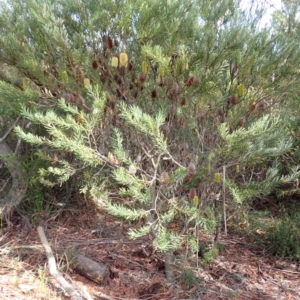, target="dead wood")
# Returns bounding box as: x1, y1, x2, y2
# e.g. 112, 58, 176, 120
71, 252, 109, 284
37, 226, 91, 300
